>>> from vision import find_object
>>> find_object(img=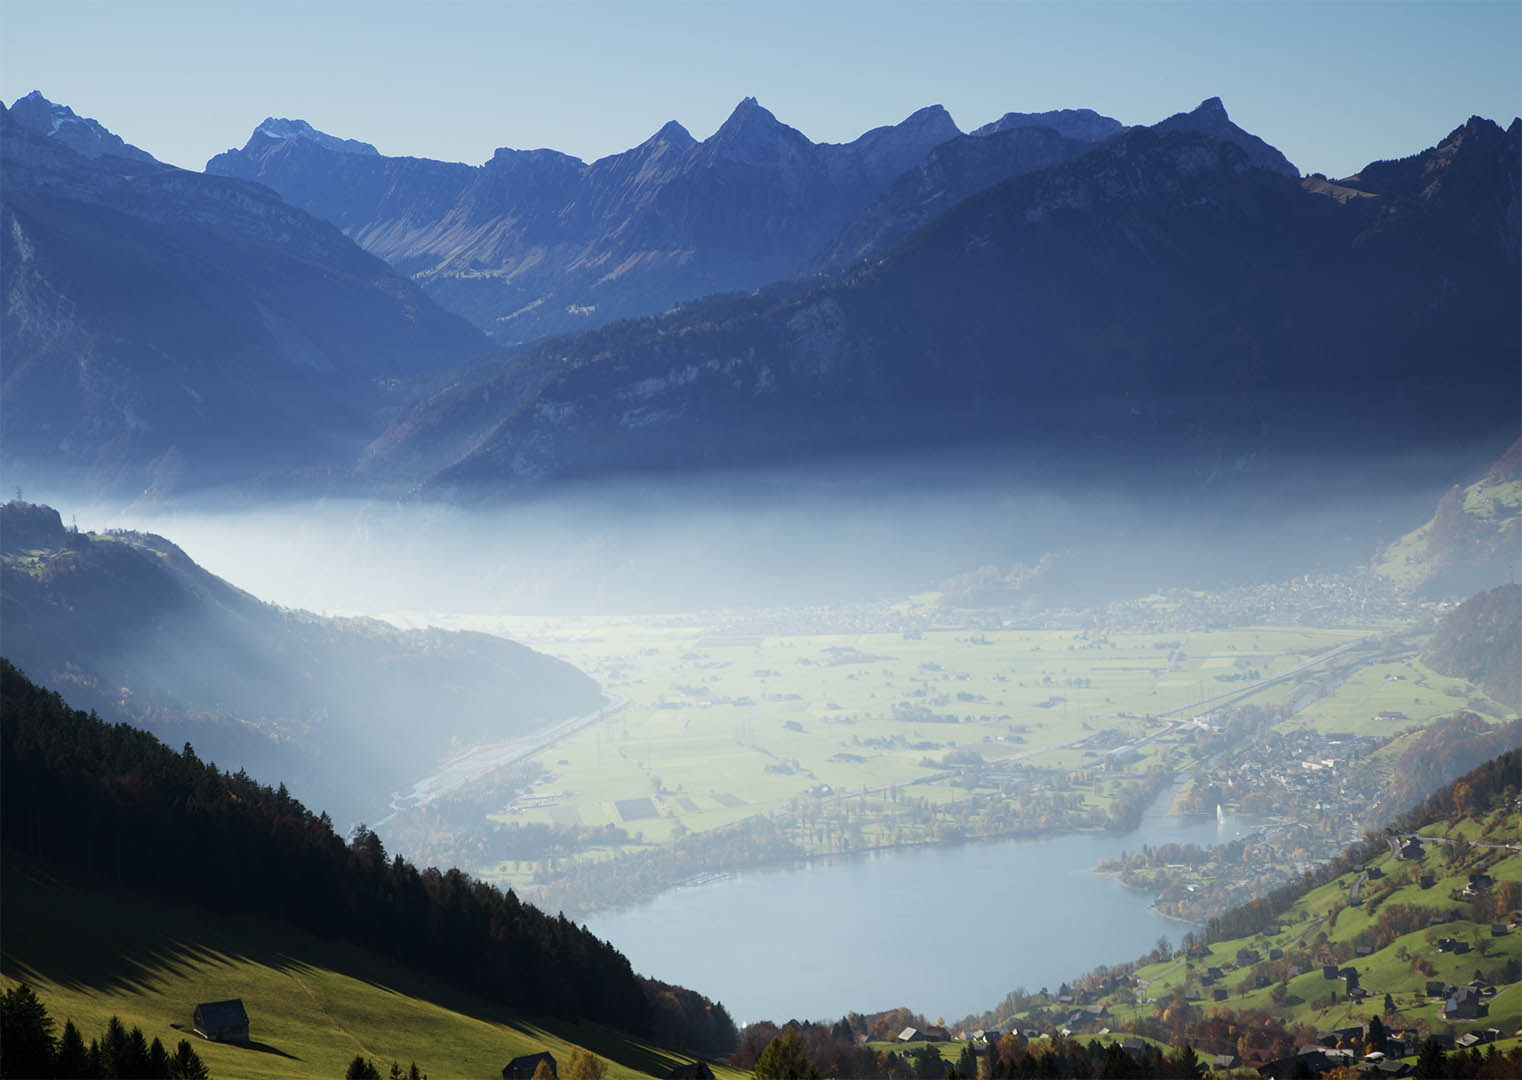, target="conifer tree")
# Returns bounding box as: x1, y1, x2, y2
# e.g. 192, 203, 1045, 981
754, 1028, 819, 1080
102, 1016, 130, 1076
168, 1038, 210, 1080
148, 1036, 171, 1079
0, 984, 56, 1078
56, 1019, 90, 1078
1414, 1038, 1448, 1079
